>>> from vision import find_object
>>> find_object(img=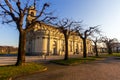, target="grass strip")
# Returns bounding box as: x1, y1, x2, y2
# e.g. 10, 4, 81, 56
0, 63, 47, 80
50, 57, 100, 66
